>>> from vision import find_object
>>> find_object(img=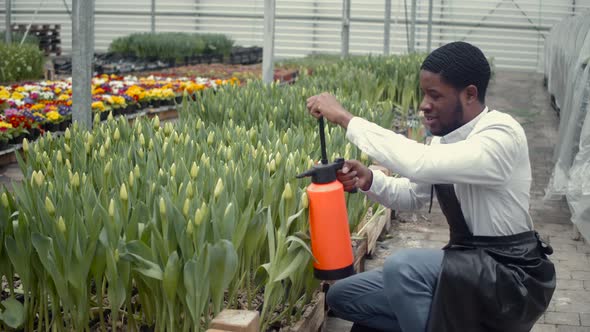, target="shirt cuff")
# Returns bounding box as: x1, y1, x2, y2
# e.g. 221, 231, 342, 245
359, 167, 387, 195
